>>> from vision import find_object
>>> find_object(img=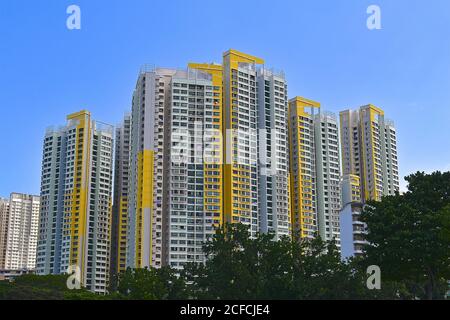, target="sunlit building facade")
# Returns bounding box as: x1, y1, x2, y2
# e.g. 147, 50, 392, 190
126, 68, 173, 269
162, 66, 223, 268
37, 111, 113, 293
339, 174, 366, 259
288, 97, 341, 243
124, 50, 292, 270
339, 105, 399, 259
0, 193, 39, 271
111, 114, 131, 277
257, 68, 290, 239
340, 105, 399, 202
0, 198, 10, 269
